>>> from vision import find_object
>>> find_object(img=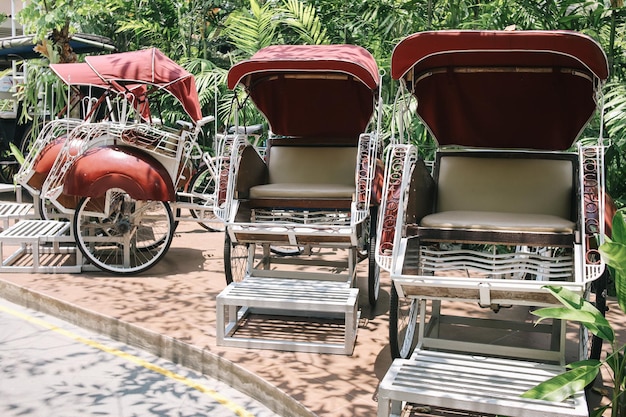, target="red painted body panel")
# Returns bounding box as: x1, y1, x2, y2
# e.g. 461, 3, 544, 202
63, 145, 175, 201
